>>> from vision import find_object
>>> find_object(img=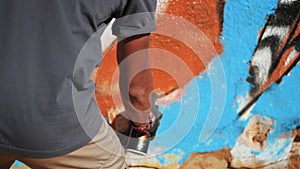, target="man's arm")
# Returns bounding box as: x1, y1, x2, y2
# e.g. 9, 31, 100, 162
117, 33, 154, 126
